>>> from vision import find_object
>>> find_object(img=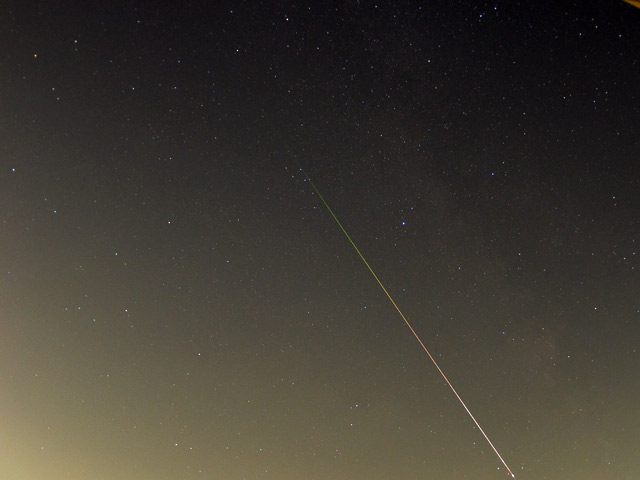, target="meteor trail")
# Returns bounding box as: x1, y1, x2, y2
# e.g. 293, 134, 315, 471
297, 165, 516, 478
